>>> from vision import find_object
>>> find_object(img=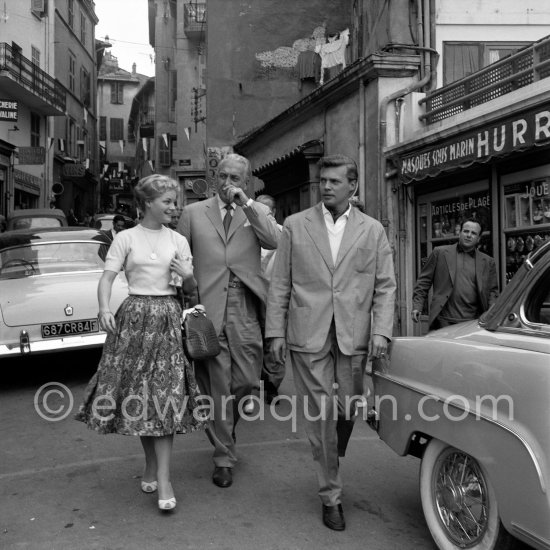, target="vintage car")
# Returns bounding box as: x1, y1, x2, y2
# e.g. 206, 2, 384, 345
6, 208, 67, 231
372, 240, 550, 550
0, 228, 128, 357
